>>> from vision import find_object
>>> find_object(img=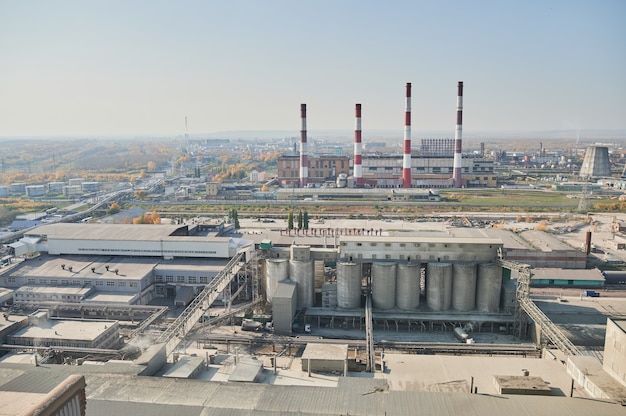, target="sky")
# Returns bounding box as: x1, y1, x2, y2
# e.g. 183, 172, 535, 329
0, 1, 625, 138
